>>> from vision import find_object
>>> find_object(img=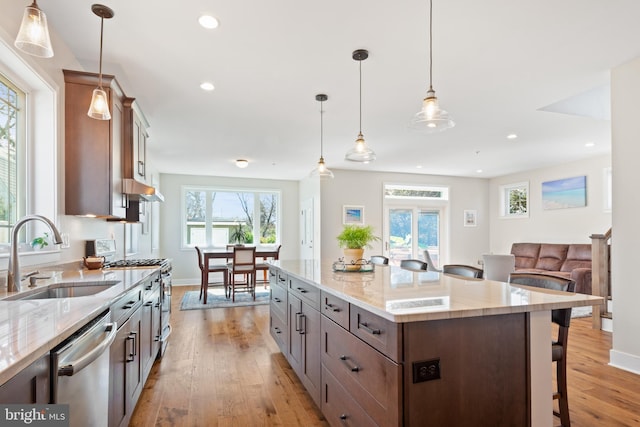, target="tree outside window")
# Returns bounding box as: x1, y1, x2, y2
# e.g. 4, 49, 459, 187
500, 182, 529, 218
